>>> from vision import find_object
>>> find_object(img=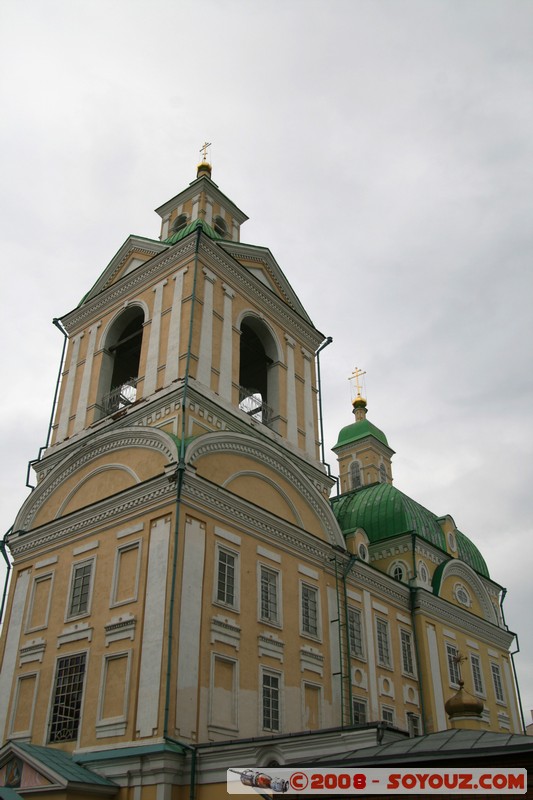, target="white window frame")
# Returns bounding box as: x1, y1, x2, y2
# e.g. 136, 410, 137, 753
258, 563, 282, 627
214, 544, 240, 611
9, 671, 40, 738
400, 628, 416, 677
491, 662, 505, 704
260, 667, 282, 733
407, 712, 421, 737
300, 581, 321, 640
96, 650, 132, 733
446, 642, 461, 687
110, 540, 142, 608
347, 606, 365, 659
381, 705, 395, 725
352, 696, 367, 726
375, 617, 392, 668
65, 557, 96, 621
470, 653, 485, 697
390, 560, 408, 583
25, 571, 55, 632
